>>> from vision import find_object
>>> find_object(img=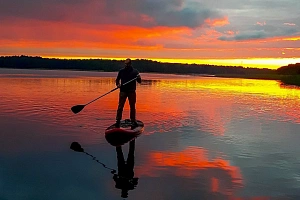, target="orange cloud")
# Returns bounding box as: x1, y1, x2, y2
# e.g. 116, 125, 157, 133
282, 37, 300, 41
1, 18, 300, 69
225, 30, 236, 36
255, 21, 266, 26
0, 20, 191, 50
205, 16, 229, 27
